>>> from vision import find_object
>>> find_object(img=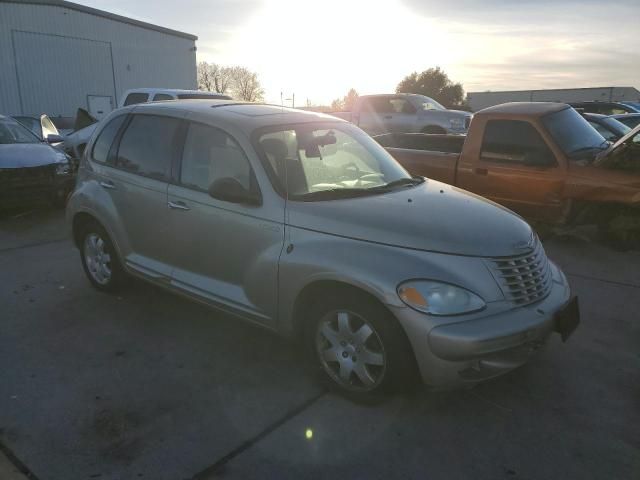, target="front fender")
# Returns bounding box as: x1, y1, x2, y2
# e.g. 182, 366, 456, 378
277, 226, 503, 336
